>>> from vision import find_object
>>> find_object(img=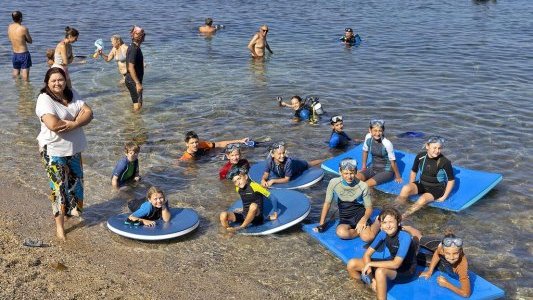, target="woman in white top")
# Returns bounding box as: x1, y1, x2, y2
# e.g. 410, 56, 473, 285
54, 26, 79, 88
36, 67, 93, 241
98, 35, 129, 81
